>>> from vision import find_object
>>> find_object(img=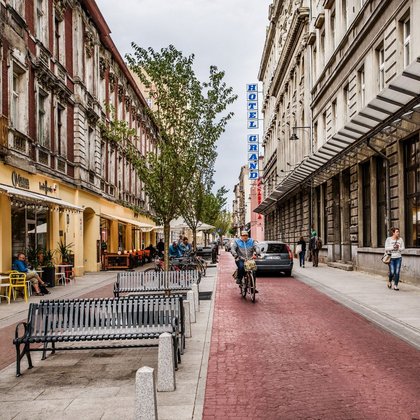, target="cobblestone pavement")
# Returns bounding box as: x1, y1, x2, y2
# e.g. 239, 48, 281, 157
203, 253, 420, 420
